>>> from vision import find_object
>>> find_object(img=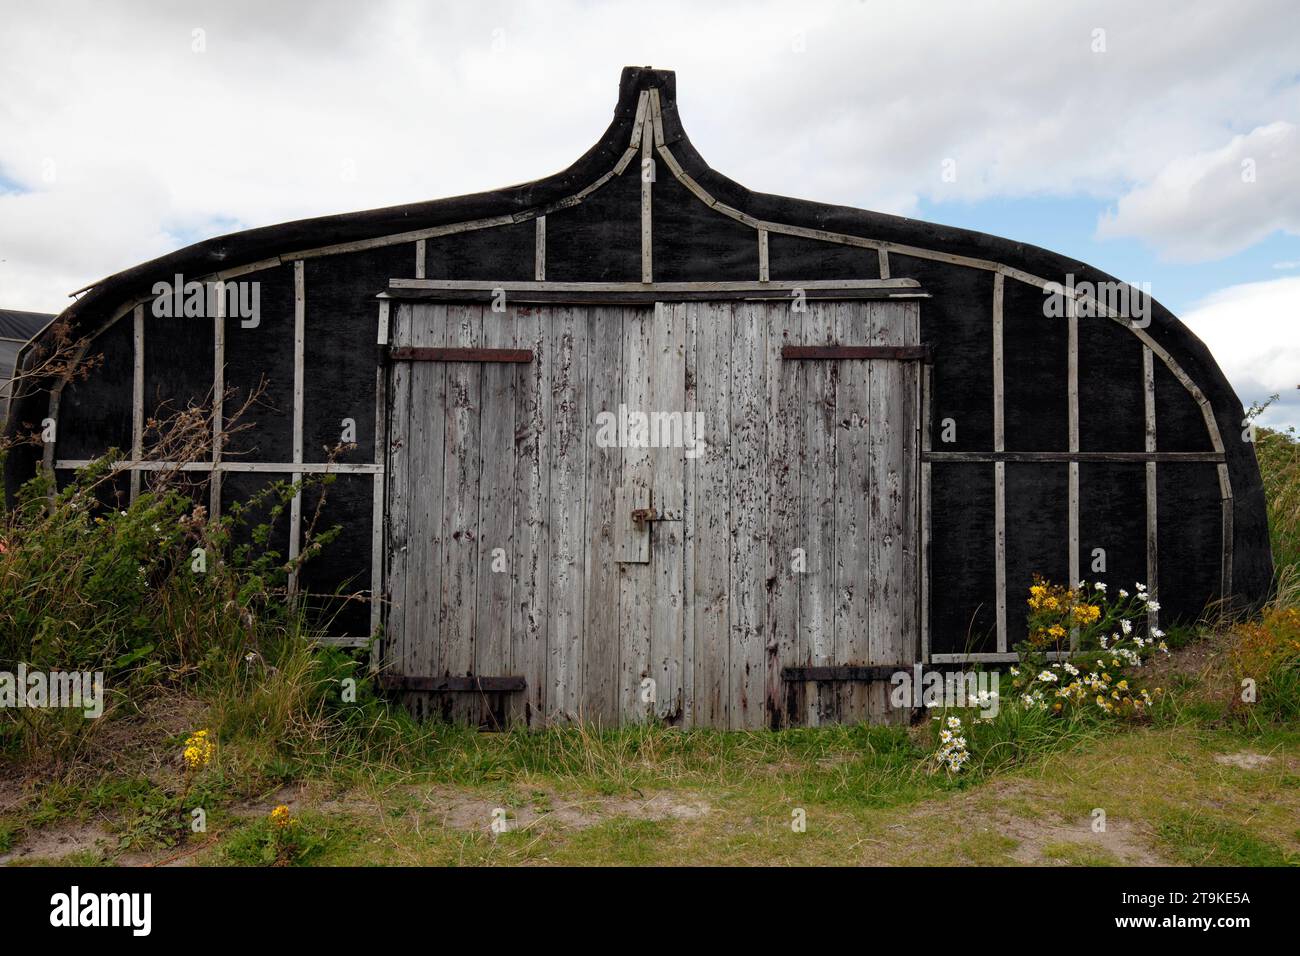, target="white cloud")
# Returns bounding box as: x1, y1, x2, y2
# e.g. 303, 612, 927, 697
0, 0, 1298, 311
1180, 276, 1300, 431
1096, 122, 1300, 261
